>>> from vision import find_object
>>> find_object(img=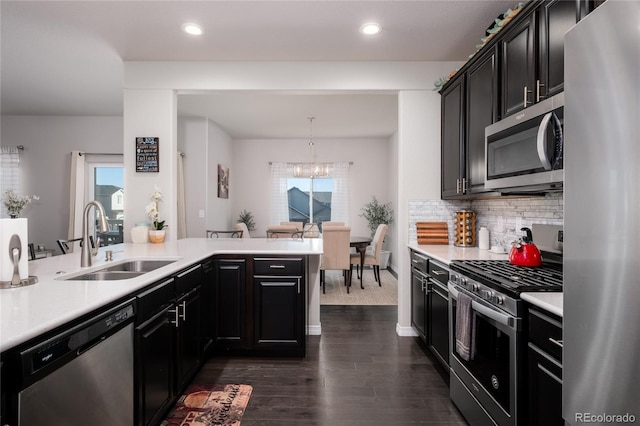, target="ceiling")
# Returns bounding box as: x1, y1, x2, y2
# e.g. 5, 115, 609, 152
1, 0, 516, 139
